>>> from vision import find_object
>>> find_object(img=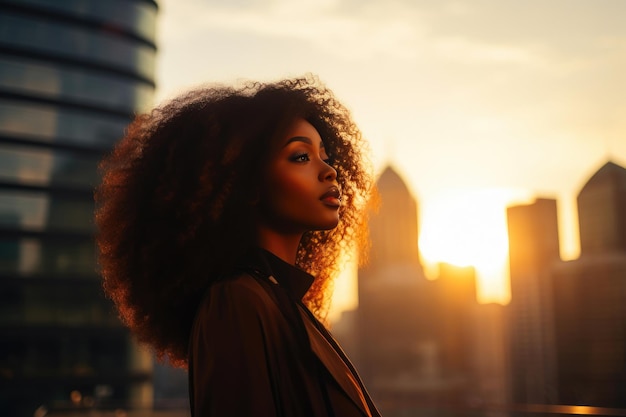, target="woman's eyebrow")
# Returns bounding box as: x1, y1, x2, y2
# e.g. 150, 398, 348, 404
285, 136, 312, 146
284, 136, 325, 150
